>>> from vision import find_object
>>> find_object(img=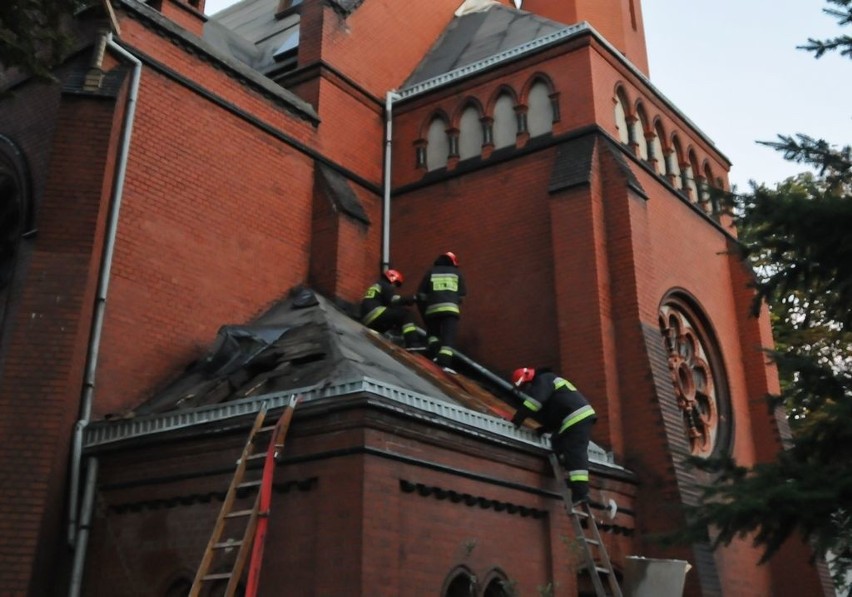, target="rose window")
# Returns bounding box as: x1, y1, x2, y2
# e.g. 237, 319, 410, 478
659, 303, 721, 457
